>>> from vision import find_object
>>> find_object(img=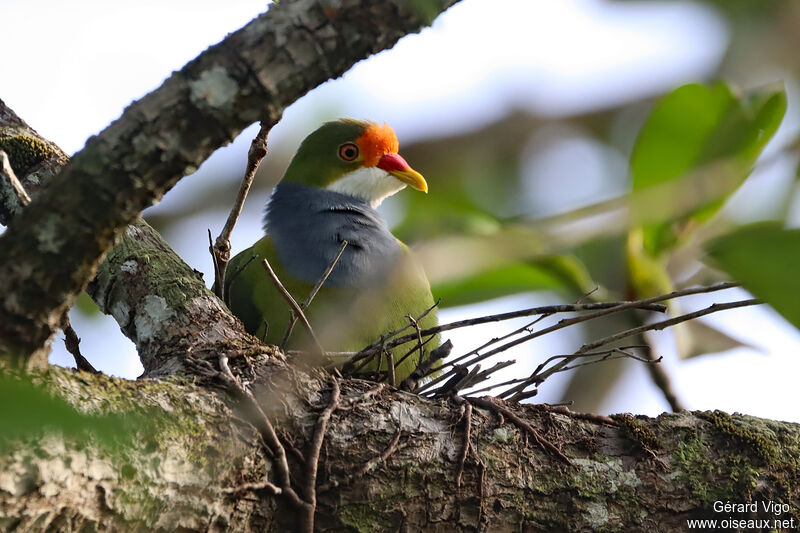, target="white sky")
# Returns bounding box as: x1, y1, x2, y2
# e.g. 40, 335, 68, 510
4, 0, 799, 421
